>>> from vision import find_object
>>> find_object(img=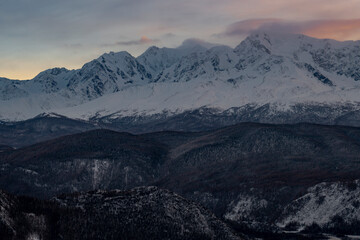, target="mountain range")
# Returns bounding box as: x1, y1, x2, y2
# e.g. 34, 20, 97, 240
2, 32, 360, 239
1, 32, 360, 128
